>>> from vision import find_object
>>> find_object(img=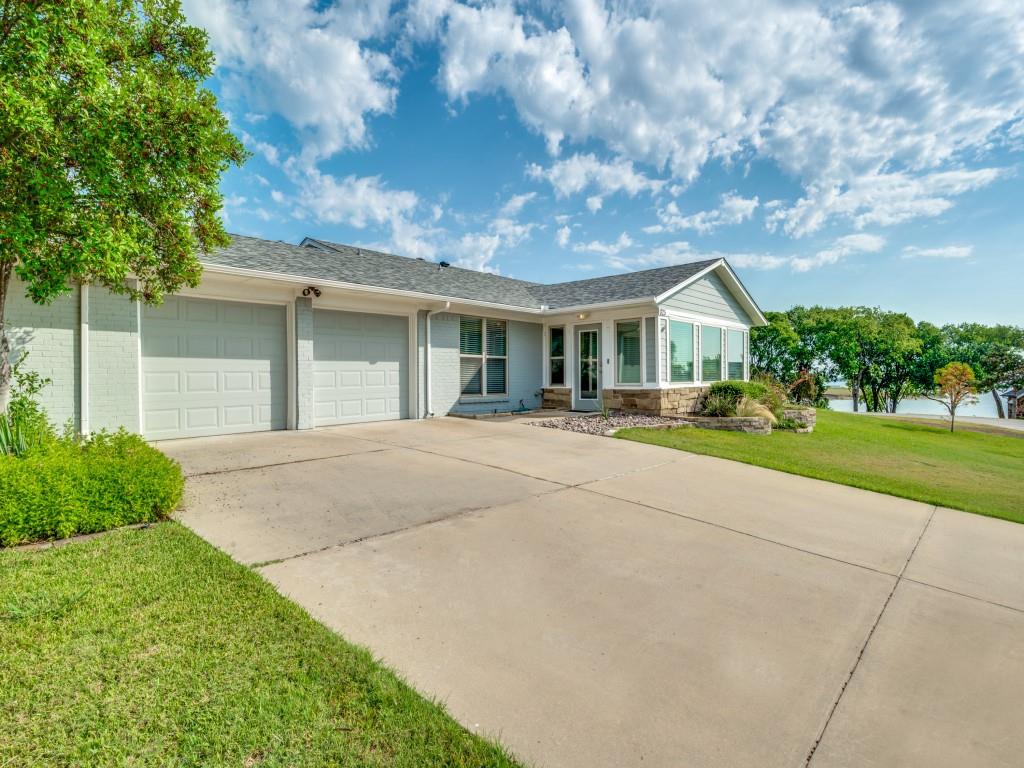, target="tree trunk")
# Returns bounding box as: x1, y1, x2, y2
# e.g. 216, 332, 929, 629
0, 263, 12, 415
991, 388, 1005, 419
851, 374, 860, 412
